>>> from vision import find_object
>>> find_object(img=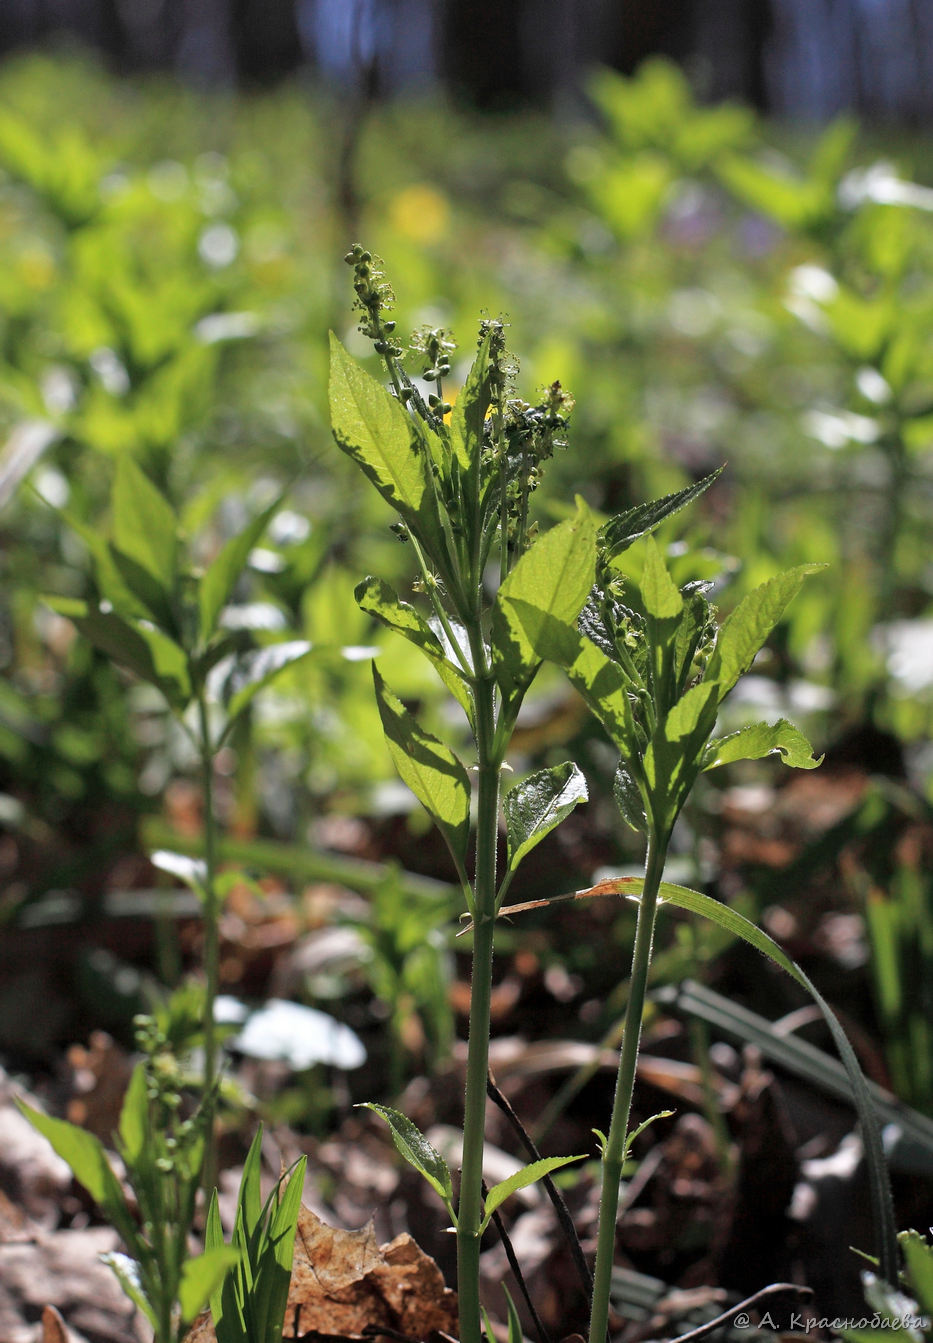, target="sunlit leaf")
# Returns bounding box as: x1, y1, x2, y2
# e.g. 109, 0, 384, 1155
705, 565, 824, 698
601, 468, 723, 560
117, 1063, 148, 1166
491, 498, 597, 694
640, 535, 683, 620
329, 333, 429, 522
253, 1155, 307, 1343
359, 1103, 455, 1208
480, 1154, 584, 1231
111, 454, 178, 598
372, 666, 471, 869
44, 596, 191, 708
503, 761, 587, 875
15, 1101, 136, 1244
703, 718, 822, 770
221, 641, 314, 721
100, 1253, 156, 1328
178, 1247, 240, 1324
355, 574, 472, 717
664, 681, 718, 742
199, 497, 282, 644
